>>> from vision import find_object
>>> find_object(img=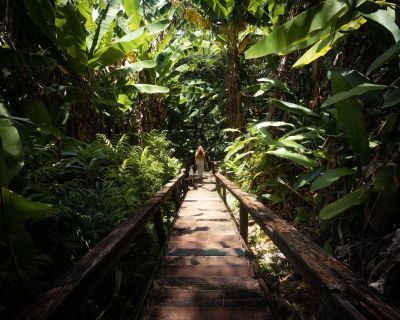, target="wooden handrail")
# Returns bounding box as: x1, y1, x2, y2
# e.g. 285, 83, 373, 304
215, 172, 400, 320
18, 171, 187, 320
